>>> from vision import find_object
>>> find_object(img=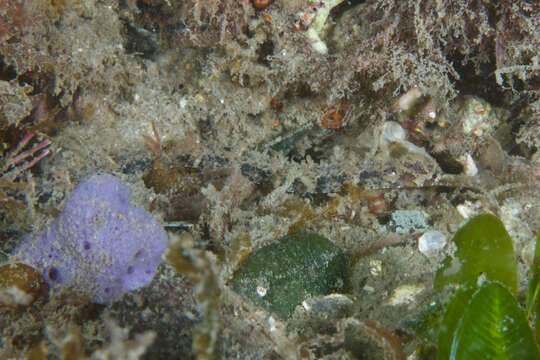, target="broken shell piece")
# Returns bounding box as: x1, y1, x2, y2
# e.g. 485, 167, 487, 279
456, 201, 481, 219
418, 231, 446, 256
461, 153, 478, 176
386, 284, 424, 306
